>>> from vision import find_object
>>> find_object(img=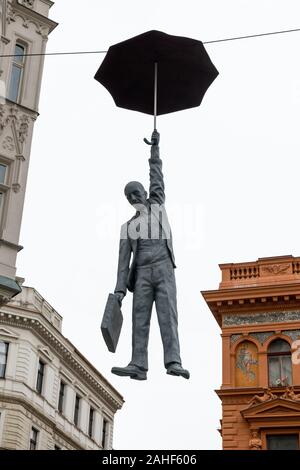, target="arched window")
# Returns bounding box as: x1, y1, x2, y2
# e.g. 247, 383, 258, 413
8, 42, 27, 103
268, 339, 292, 387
